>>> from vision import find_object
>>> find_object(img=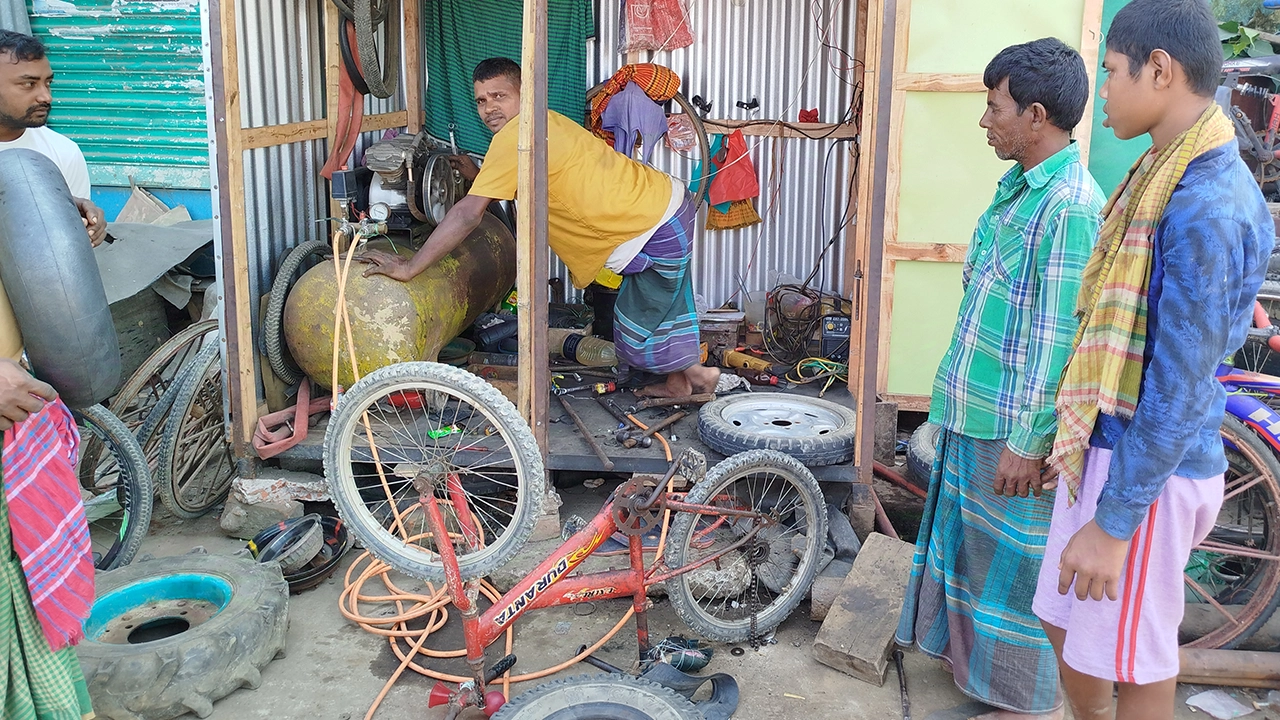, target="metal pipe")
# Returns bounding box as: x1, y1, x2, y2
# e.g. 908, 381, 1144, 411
558, 396, 614, 471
